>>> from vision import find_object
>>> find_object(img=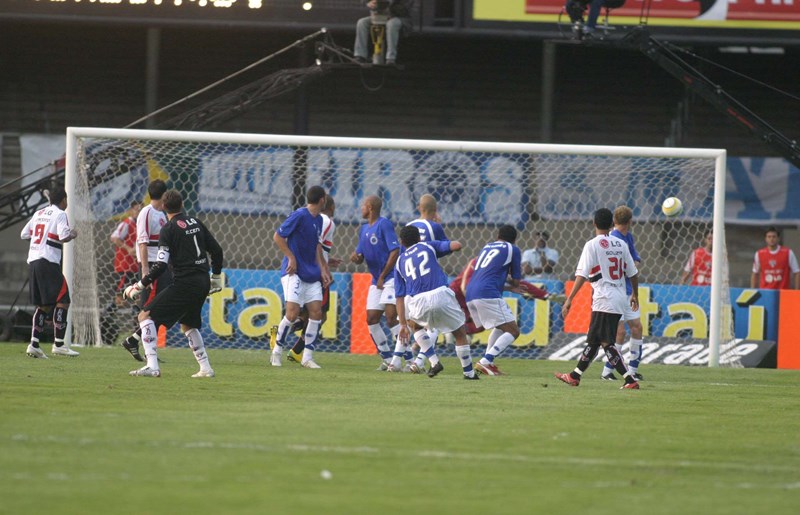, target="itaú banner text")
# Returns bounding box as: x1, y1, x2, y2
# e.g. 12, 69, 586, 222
196, 270, 779, 354
473, 0, 800, 29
